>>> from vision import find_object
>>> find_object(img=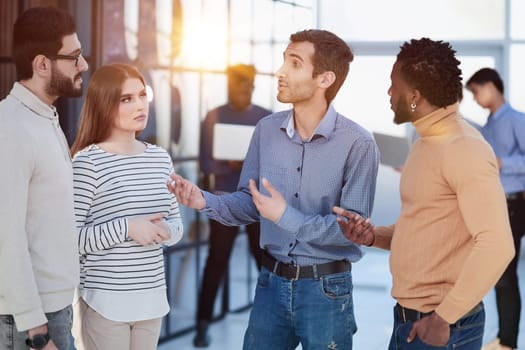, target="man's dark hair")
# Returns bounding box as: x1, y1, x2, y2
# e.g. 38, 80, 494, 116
227, 64, 256, 82
466, 67, 504, 95
290, 29, 354, 104
397, 38, 462, 108
13, 6, 76, 80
